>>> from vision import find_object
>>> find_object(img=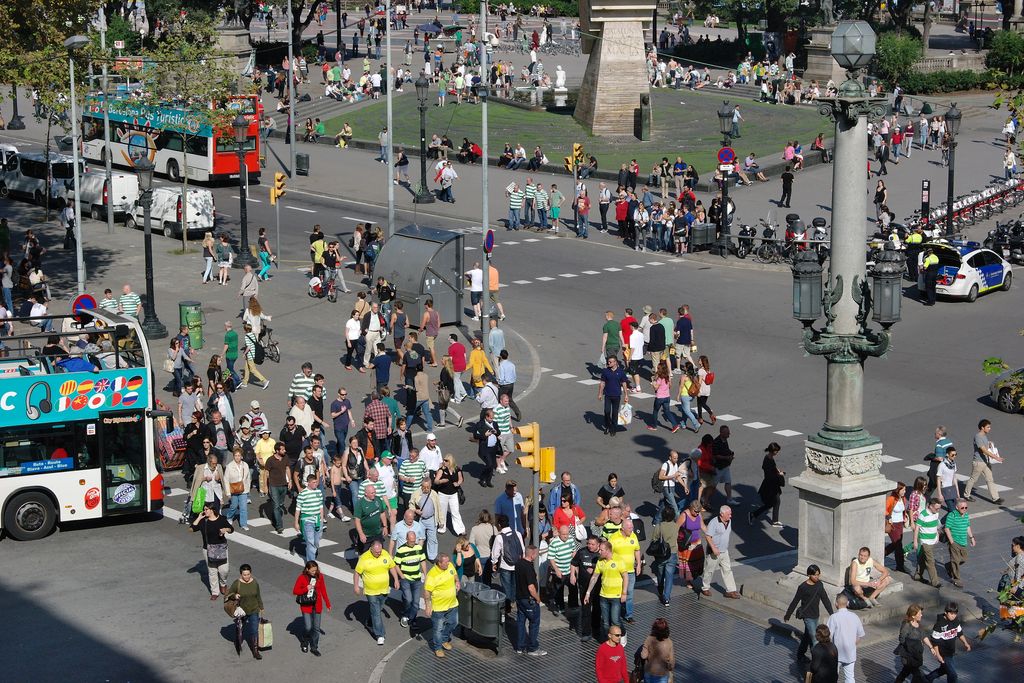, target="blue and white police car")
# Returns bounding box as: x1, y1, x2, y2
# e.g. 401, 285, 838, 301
917, 241, 1013, 302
